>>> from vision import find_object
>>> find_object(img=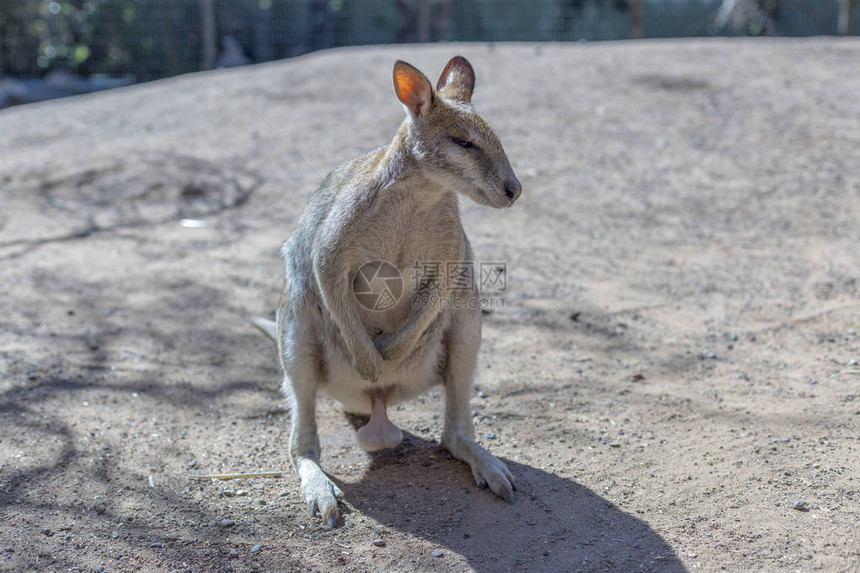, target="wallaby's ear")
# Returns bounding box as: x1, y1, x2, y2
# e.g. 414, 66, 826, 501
393, 60, 434, 117
436, 56, 475, 104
